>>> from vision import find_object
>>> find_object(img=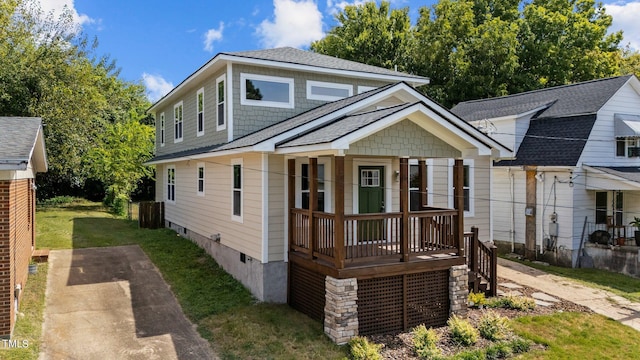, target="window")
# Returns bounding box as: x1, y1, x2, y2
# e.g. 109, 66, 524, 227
197, 163, 205, 196
301, 164, 325, 211
160, 112, 165, 146
174, 102, 183, 142
306, 81, 352, 101
616, 139, 626, 157
615, 191, 623, 226
232, 160, 242, 219
361, 169, 380, 187
216, 75, 226, 130
448, 159, 474, 215
409, 162, 429, 211
463, 165, 471, 212
240, 73, 294, 109
167, 166, 175, 202
595, 192, 607, 224
197, 88, 204, 136
616, 138, 640, 157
